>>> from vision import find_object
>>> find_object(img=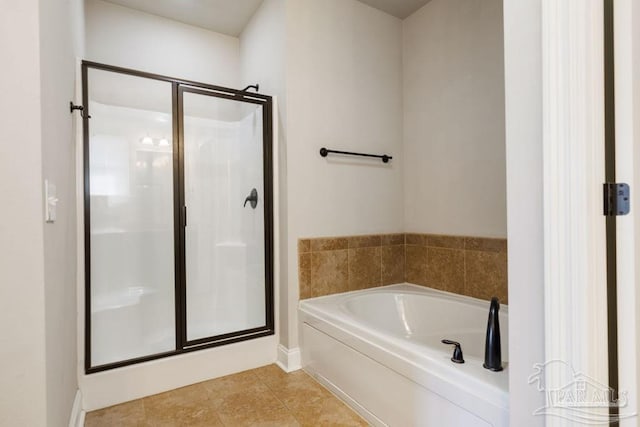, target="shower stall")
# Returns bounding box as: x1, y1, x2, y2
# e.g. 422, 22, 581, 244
82, 61, 274, 372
